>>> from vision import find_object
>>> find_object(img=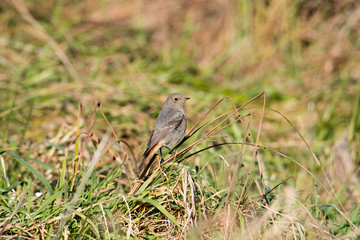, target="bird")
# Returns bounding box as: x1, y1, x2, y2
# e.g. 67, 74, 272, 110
136, 93, 190, 179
